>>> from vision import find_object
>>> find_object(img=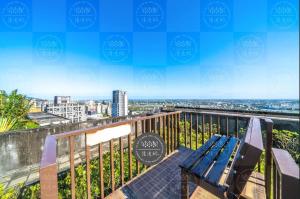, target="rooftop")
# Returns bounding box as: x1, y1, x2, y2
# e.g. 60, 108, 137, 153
28, 112, 70, 126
